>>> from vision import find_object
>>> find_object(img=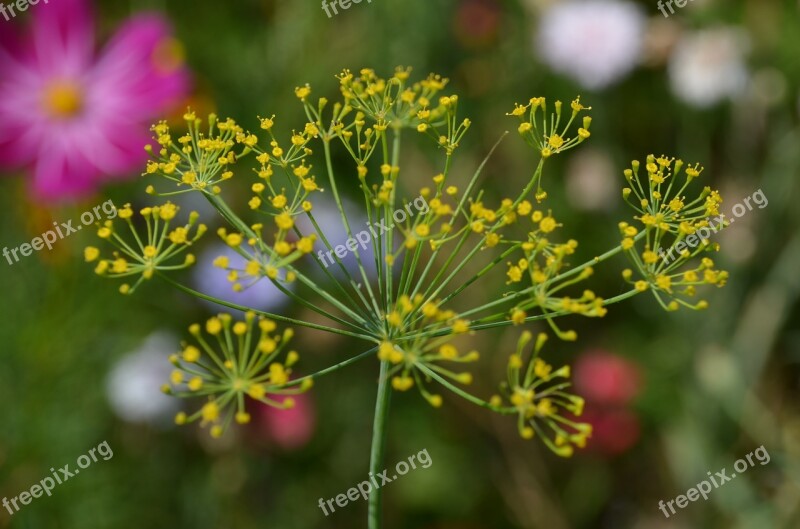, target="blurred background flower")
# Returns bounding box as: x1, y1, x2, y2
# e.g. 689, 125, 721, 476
105, 331, 179, 426
535, 0, 646, 90
295, 195, 378, 281
0, 0, 190, 200
192, 242, 292, 313
668, 26, 749, 107
573, 350, 642, 456
254, 393, 316, 450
